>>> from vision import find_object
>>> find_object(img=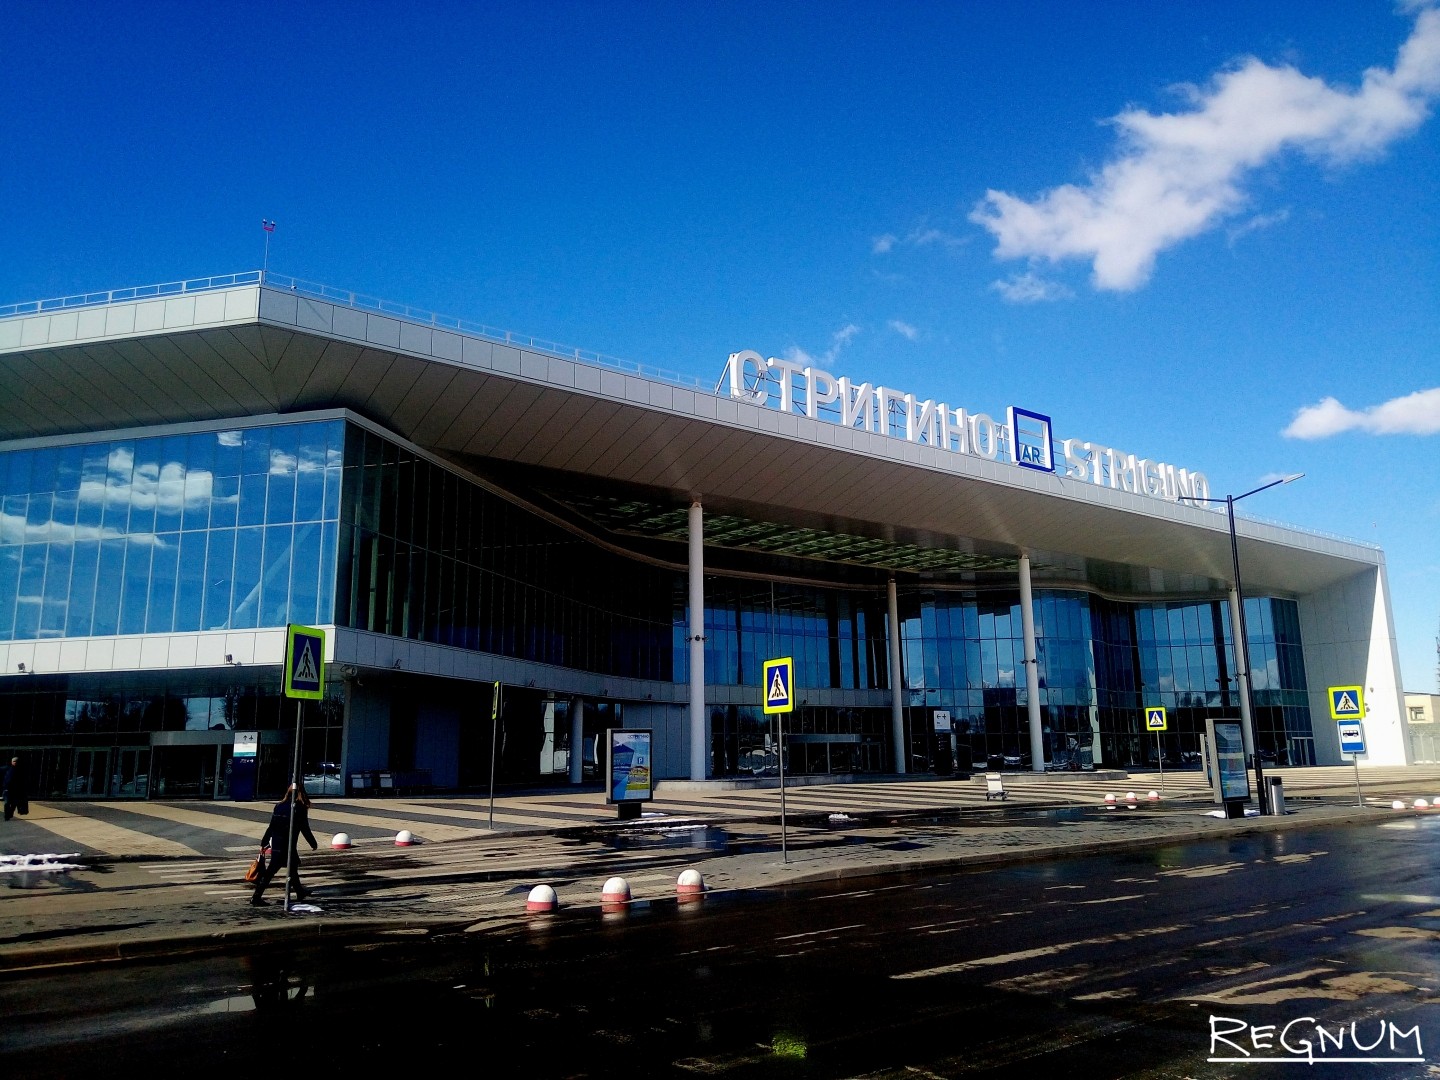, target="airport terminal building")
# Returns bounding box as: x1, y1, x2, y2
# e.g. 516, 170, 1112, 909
0, 273, 1410, 800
